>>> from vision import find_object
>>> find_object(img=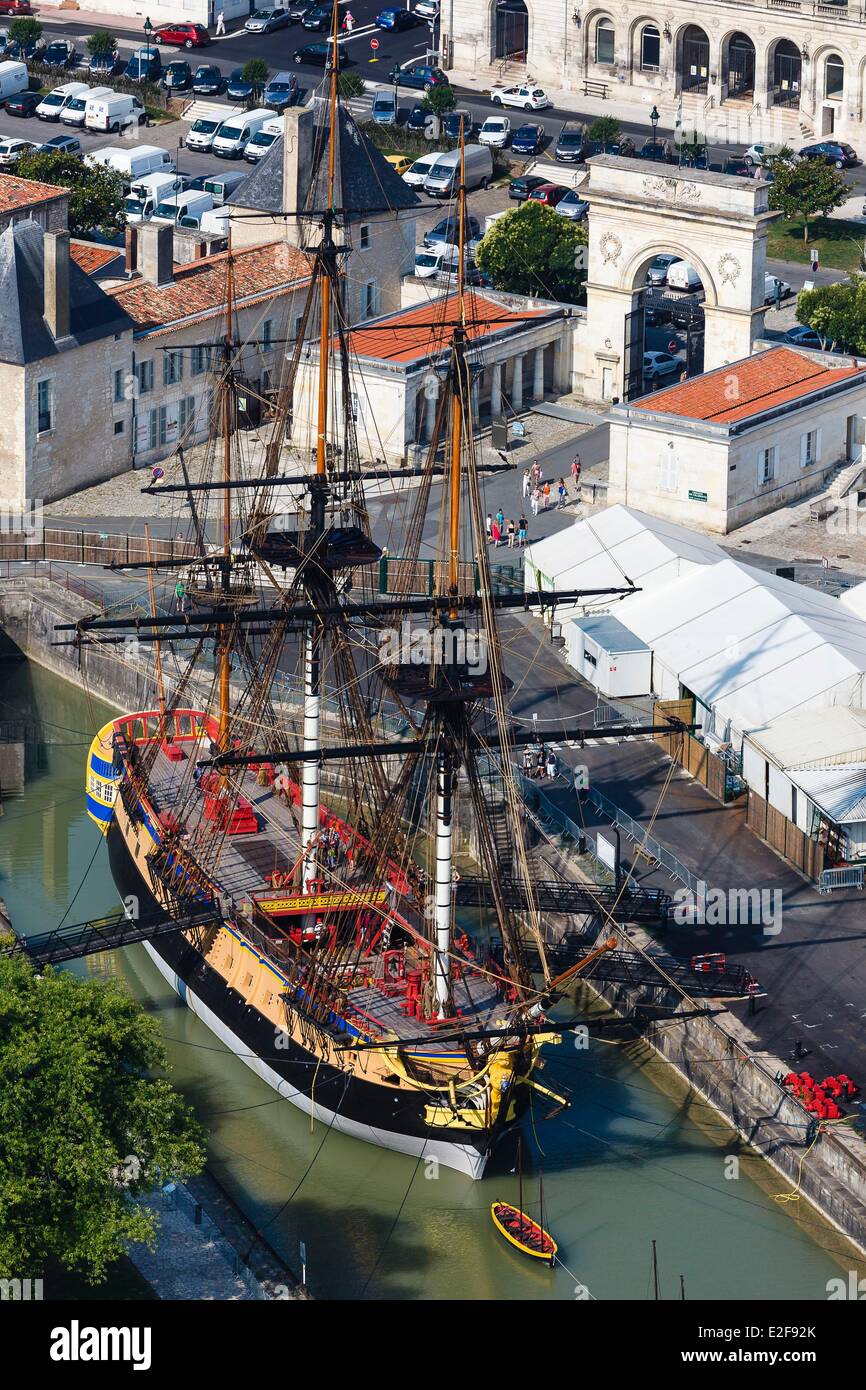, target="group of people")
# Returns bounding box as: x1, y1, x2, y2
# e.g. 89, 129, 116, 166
521, 742, 558, 781
486, 510, 529, 547
521, 455, 583, 516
